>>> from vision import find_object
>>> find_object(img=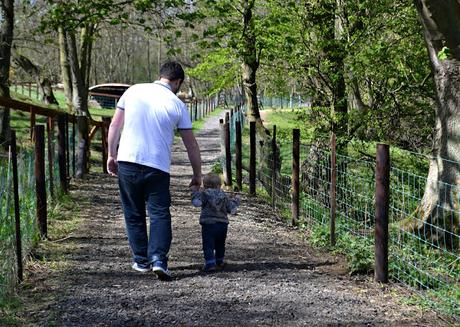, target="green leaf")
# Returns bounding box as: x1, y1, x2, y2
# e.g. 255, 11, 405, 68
437, 46, 452, 61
